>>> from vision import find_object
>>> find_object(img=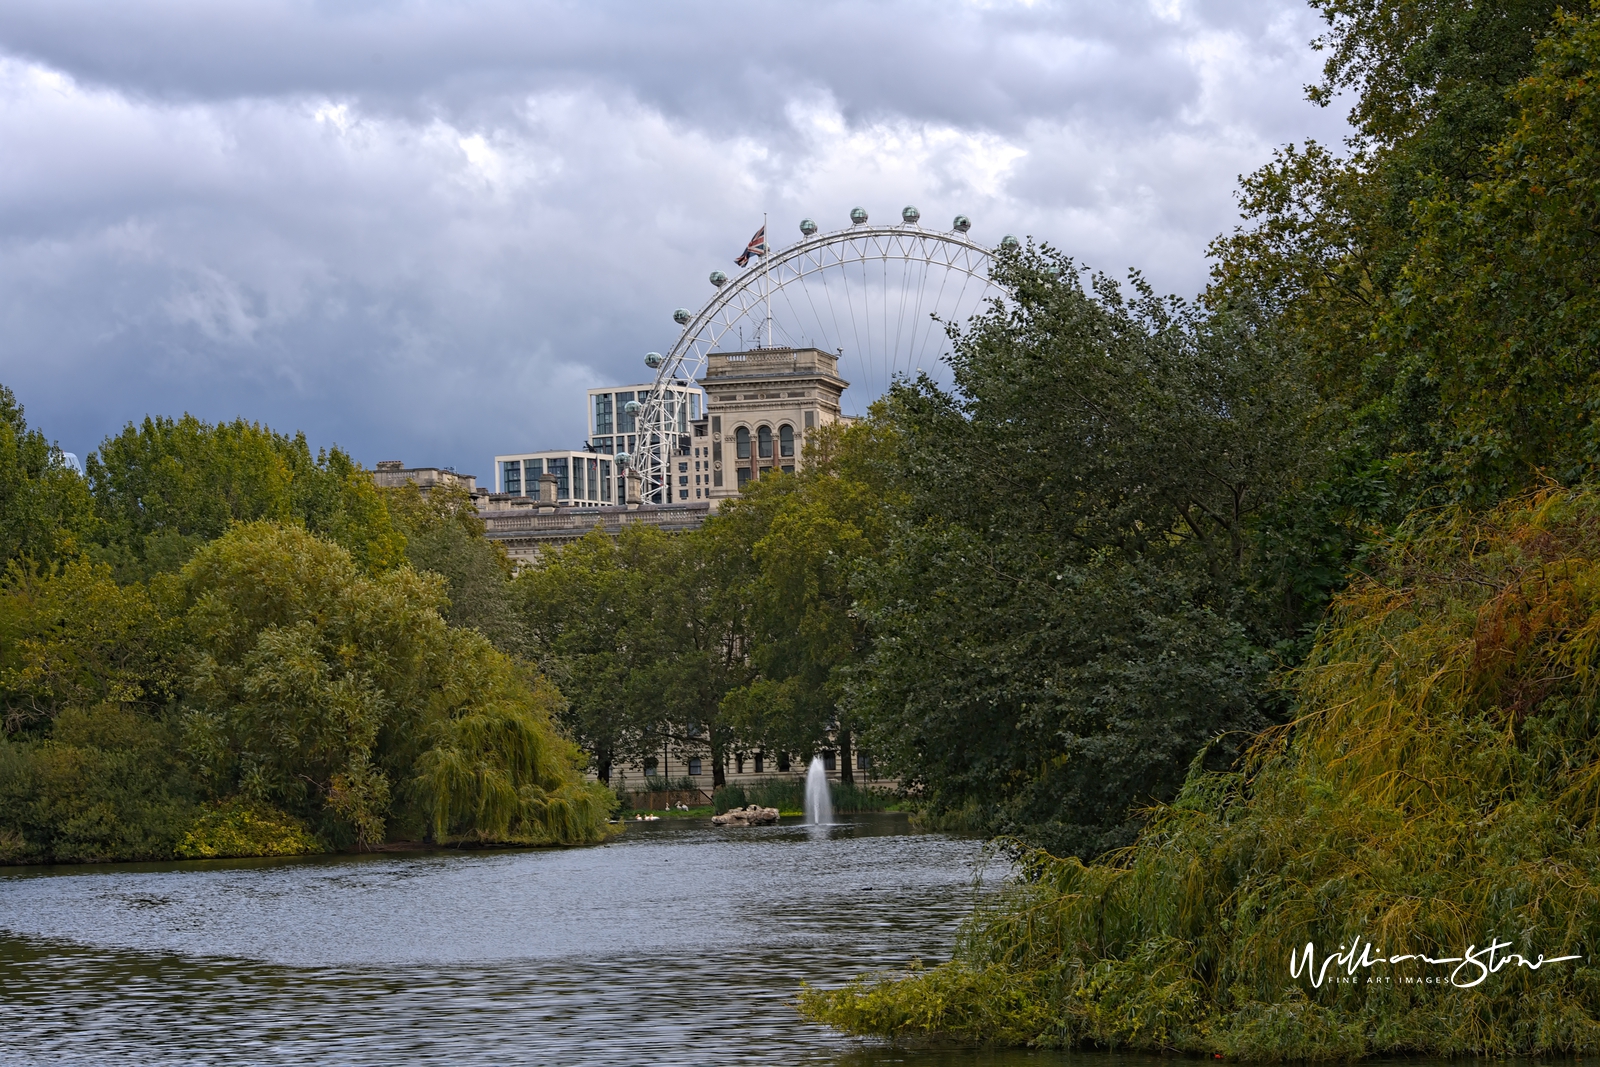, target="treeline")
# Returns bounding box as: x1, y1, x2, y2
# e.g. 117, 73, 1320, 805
802, 0, 1600, 1057
0, 405, 611, 862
